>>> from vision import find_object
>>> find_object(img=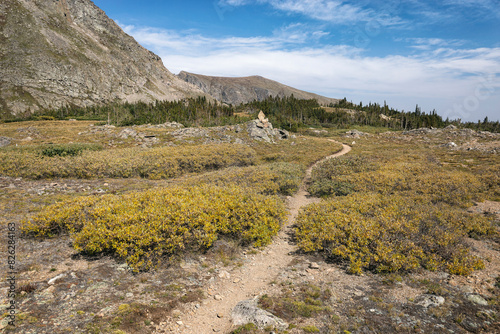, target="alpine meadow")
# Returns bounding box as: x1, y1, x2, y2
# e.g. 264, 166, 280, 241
1, 0, 499, 334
